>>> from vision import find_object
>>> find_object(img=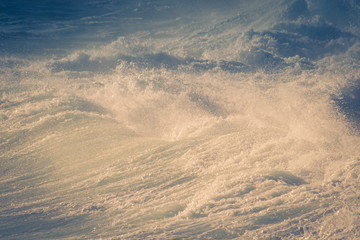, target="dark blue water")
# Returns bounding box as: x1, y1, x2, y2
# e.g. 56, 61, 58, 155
0, 0, 243, 56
